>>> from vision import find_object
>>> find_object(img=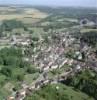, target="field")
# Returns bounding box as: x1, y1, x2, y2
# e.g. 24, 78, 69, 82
80, 28, 97, 33
0, 7, 48, 24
